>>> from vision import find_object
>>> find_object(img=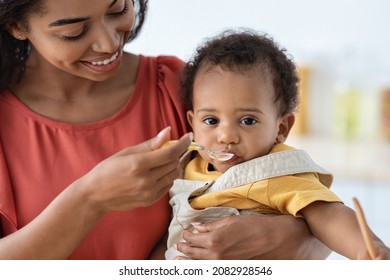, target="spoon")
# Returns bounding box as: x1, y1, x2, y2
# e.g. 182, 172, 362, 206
353, 197, 378, 259
163, 140, 234, 161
